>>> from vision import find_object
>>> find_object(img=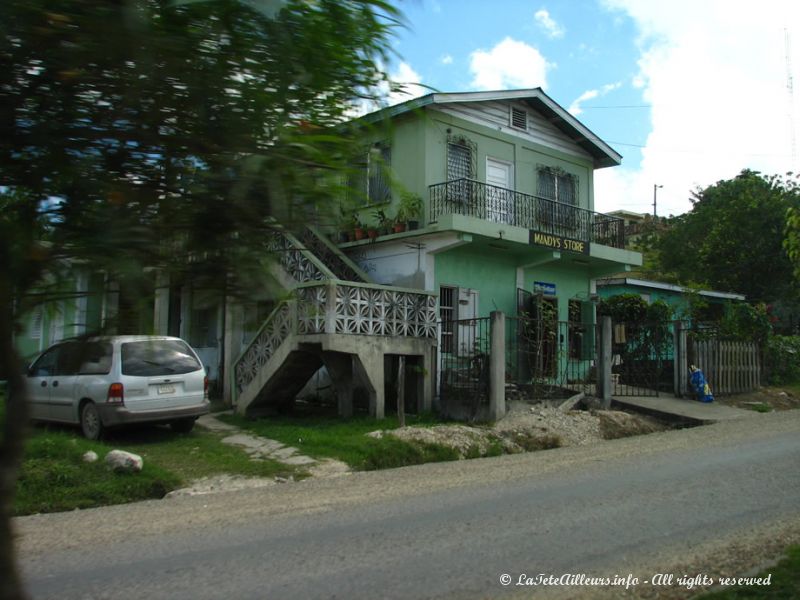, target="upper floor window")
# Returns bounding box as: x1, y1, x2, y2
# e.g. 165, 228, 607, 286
367, 142, 391, 205
348, 141, 391, 206
537, 167, 577, 206
446, 133, 476, 180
